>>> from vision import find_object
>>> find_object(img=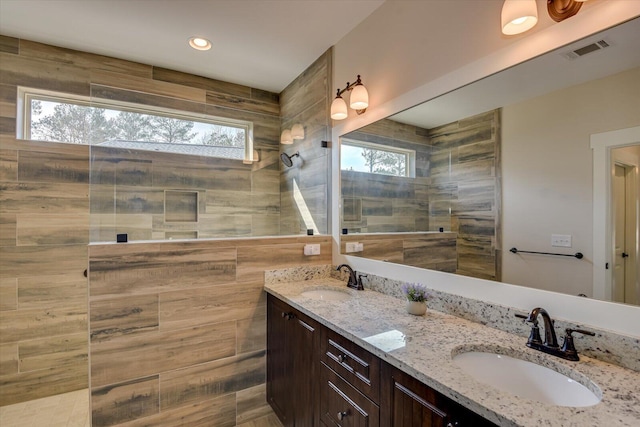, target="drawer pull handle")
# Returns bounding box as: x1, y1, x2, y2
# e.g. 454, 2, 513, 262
337, 411, 348, 420
337, 354, 347, 363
